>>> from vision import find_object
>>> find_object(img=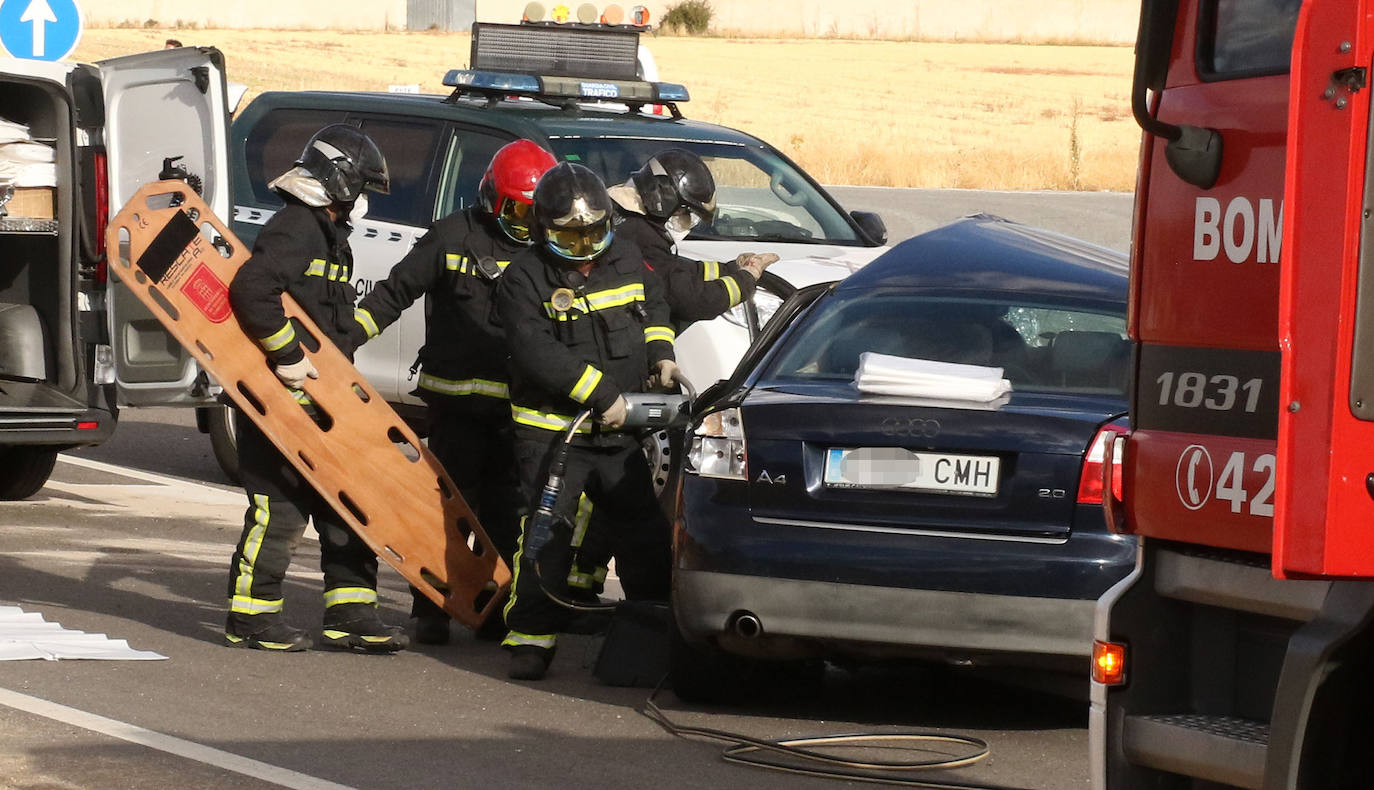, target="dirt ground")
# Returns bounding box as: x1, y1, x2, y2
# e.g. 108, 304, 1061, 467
76, 29, 1138, 191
